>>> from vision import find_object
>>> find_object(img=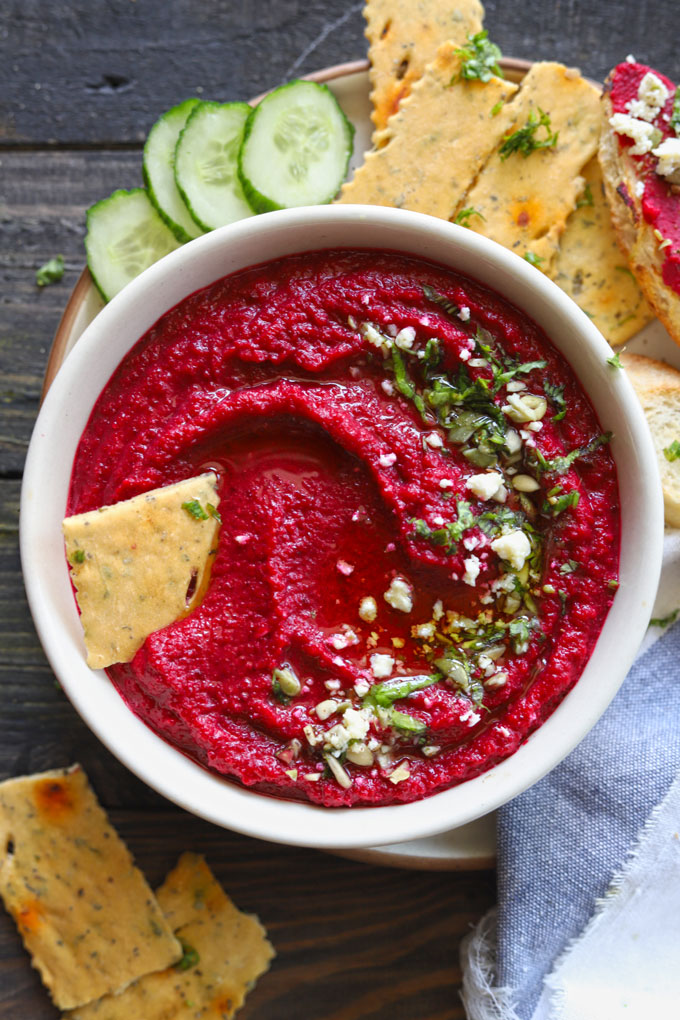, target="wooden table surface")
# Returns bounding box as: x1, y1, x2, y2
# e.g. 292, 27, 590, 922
1, 1, 677, 1016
